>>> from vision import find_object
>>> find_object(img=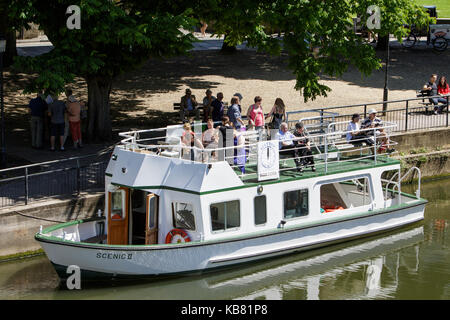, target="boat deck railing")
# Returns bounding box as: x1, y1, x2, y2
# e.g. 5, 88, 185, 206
118, 120, 399, 181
